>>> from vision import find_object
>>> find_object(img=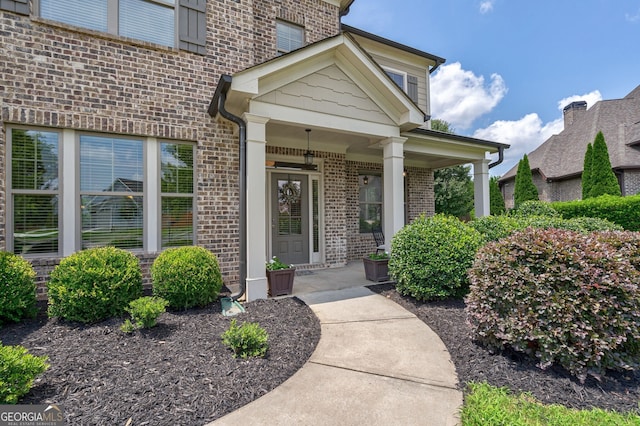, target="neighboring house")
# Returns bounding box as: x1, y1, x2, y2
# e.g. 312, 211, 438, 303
1, 0, 508, 300
500, 85, 640, 208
